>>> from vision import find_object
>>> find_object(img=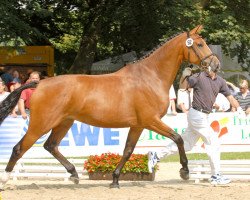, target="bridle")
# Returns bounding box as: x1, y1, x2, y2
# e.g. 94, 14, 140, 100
186, 31, 219, 72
